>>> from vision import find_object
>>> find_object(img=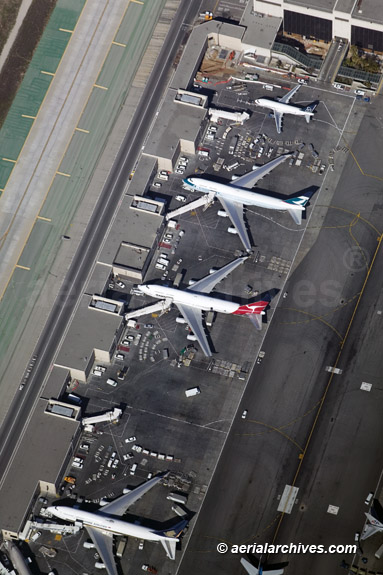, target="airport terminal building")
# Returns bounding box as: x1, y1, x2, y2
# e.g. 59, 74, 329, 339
253, 0, 383, 50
